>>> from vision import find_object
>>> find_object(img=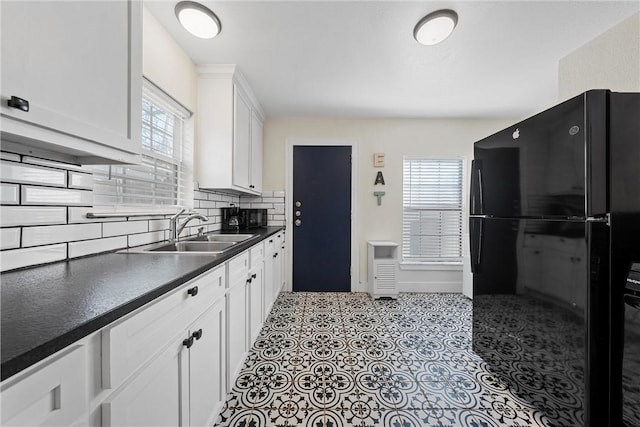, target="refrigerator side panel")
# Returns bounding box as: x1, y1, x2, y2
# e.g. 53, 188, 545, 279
609, 92, 640, 425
